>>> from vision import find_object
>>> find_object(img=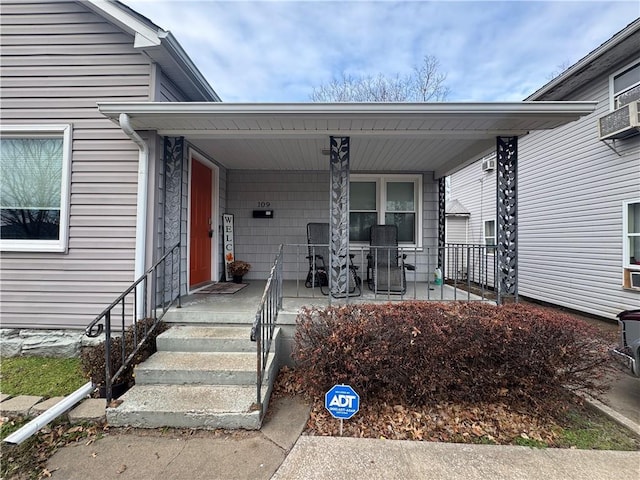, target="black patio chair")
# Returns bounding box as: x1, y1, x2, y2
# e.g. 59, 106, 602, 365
305, 222, 361, 297
367, 224, 415, 294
